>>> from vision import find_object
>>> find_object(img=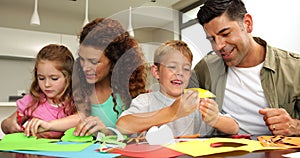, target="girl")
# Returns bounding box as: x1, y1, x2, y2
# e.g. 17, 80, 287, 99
72, 18, 148, 136
1, 44, 79, 139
